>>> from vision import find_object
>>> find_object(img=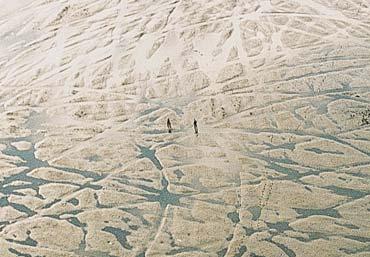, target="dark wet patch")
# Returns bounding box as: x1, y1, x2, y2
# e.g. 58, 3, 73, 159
268, 162, 300, 180
55, 166, 104, 181
334, 221, 360, 230
269, 239, 296, 257
305, 148, 344, 155
344, 235, 370, 243
250, 253, 265, 257
120, 207, 150, 226
2, 142, 47, 170
277, 158, 298, 166
233, 245, 247, 257
83, 183, 103, 190
142, 176, 181, 209
321, 134, 370, 157
0, 221, 10, 232
324, 185, 368, 199
67, 198, 79, 206
6, 234, 38, 247
339, 243, 370, 255
8, 248, 32, 257
174, 169, 184, 180
86, 154, 102, 162
67, 217, 86, 228
294, 231, 329, 242
0, 171, 47, 196
248, 206, 262, 221
77, 226, 88, 254
294, 207, 342, 218
137, 145, 163, 170
42, 199, 61, 209
227, 211, 240, 224
138, 178, 153, 183
0, 138, 104, 202
122, 217, 130, 223
266, 221, 292, 233
136, 184, 160, 194
0, 196, 9, 207
166, 246, 201, 255
243, 226, 256, 236
265, 142, 296, 151
102, 226, 132, 250
217, 248, 228, 257
10, 202, 36, 216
